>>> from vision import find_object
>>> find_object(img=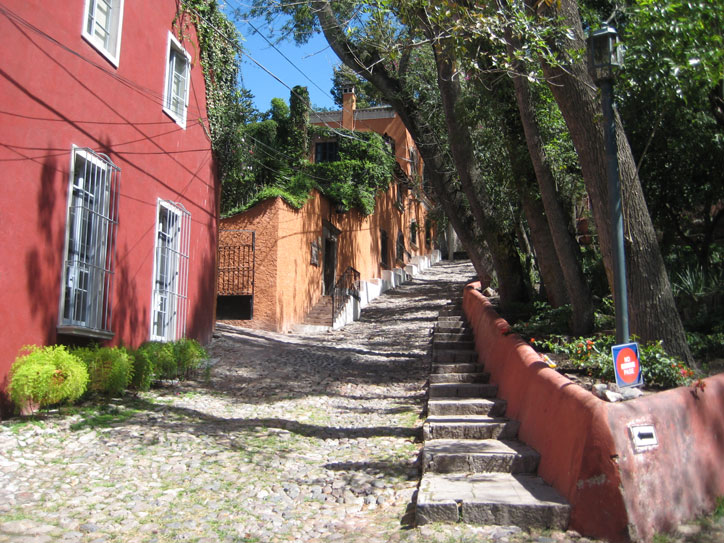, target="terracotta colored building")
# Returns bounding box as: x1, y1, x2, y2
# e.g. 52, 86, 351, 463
218, 88, 440, 332
0, 1, 219, 413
